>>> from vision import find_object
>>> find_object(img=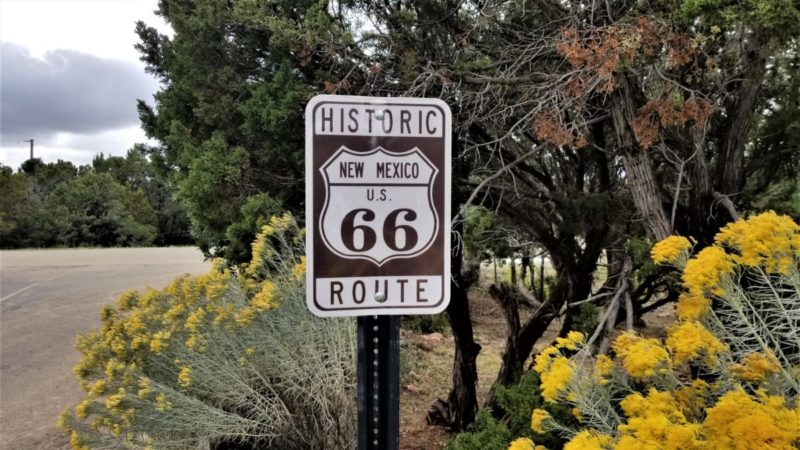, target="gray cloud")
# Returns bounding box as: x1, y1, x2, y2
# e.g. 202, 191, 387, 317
0, 43, 159, 145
